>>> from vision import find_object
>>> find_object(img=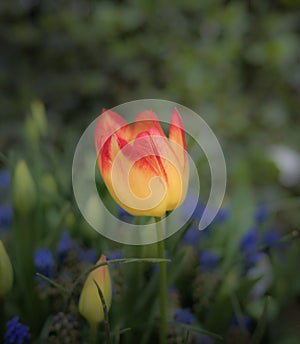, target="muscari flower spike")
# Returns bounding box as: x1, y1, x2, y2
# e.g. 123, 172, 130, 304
174, 307, 194, 325
199, 250, 220, 271
4, 317, 30, 344
34, 248, 54, 280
